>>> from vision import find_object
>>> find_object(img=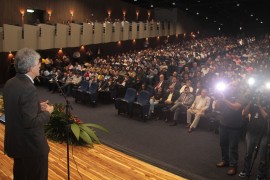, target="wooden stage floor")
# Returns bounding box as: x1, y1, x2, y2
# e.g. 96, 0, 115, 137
0, 124, 185, 180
